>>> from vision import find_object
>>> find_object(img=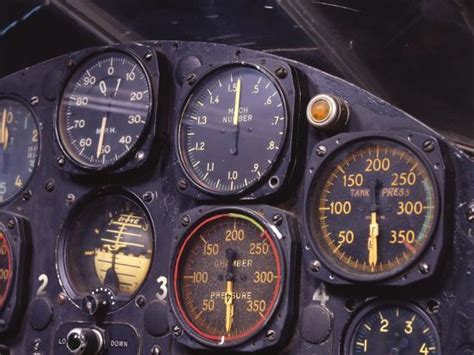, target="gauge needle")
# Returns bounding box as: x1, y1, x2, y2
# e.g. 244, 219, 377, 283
232, 78, 242, 125
96, 116, 107, 159
224, 248, 236, 334
368, 180, 380, 268
0, 109, 9, 151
